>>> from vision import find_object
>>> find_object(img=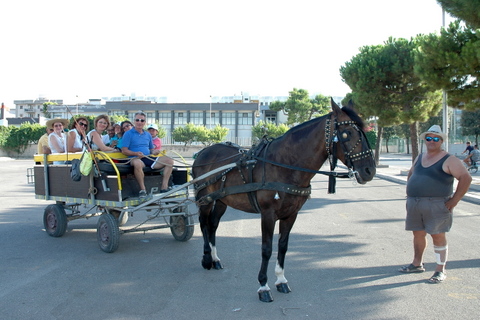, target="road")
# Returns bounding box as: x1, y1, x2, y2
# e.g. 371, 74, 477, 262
0, 159, 479, 320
